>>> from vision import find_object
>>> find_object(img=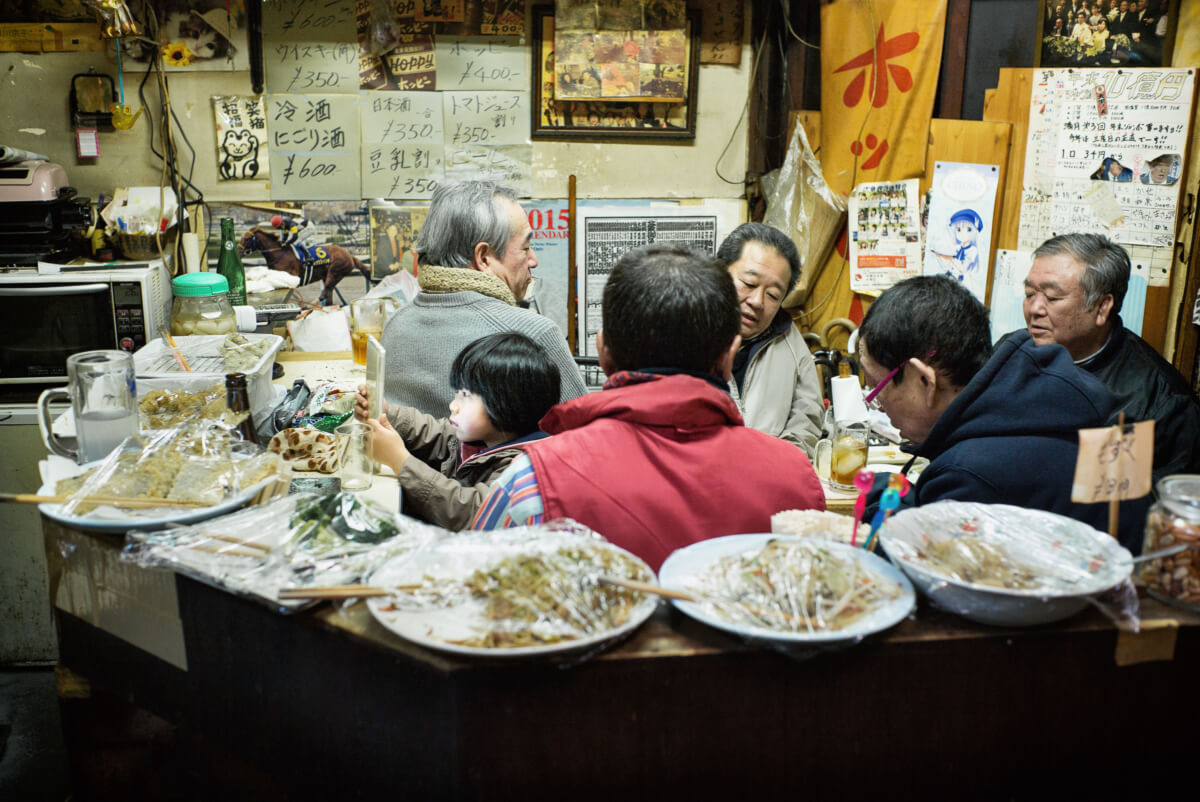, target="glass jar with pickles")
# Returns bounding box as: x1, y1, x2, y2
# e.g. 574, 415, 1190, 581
171, 273, 237, 336
1141, 475, 1200, 610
